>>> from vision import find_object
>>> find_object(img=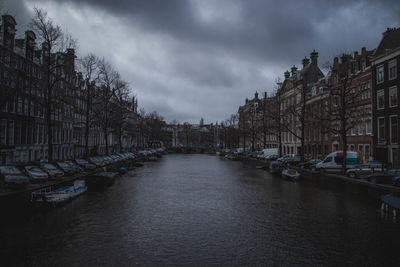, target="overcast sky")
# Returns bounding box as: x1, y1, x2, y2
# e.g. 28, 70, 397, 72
3, 0, 400, 123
